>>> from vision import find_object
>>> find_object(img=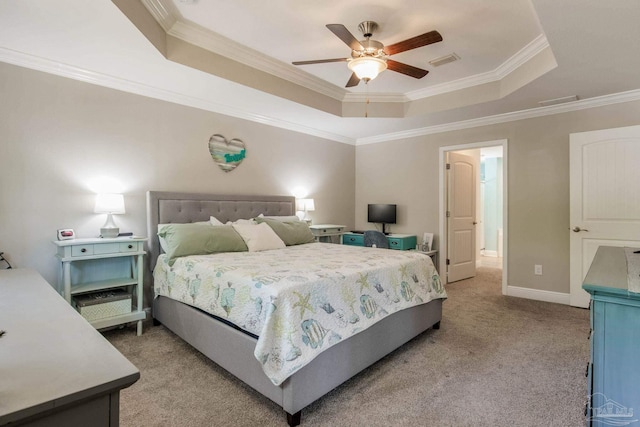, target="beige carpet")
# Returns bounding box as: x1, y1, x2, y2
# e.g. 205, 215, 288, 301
106, 267, 589, 426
